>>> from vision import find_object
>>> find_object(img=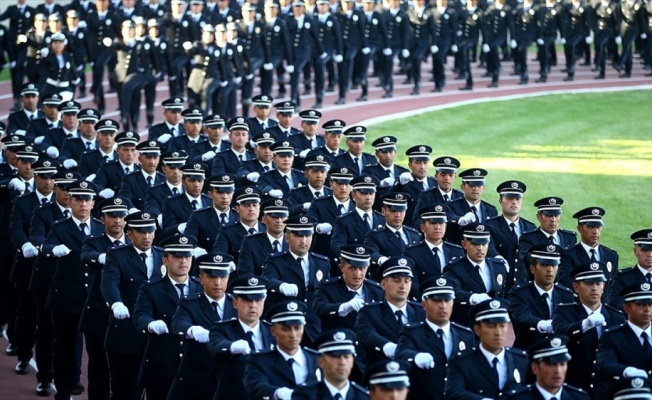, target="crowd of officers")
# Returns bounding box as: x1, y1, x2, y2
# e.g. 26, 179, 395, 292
3, 82, 652, 400
1, 0, 652, 129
